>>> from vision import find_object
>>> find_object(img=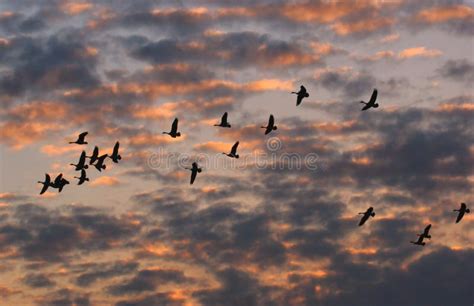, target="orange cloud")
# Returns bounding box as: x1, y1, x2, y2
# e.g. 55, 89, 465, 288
62, 2, 93, 15
41, 144, 83, 156
415, 5, 474, 23
130, 102, 177, 120
194, 141, 231, 153
90, 176, 120, 186
380, 33, 400, 43
398, 46, 442, 59
331, 17, 395, 35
